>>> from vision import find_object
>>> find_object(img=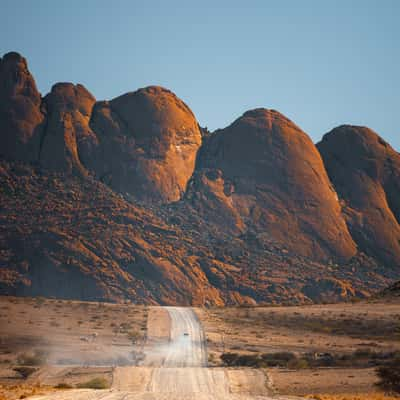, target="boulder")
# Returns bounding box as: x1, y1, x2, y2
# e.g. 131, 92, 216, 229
191, 109, 357, 261
89, 86, 202, 202
318, 125, 400, 266
40, 83, 97, 175
0, 52, 44, 162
